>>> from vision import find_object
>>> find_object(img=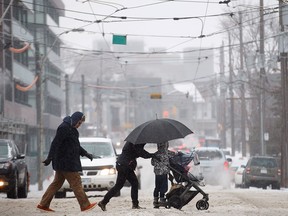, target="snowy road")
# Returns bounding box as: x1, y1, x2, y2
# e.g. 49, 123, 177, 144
1, 151, 288, 216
